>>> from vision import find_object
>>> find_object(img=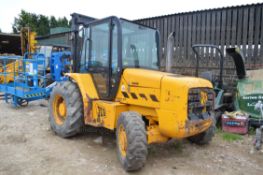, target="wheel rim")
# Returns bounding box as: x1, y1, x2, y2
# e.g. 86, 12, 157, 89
53, 95, 67, 125
118, 124, 127, 157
